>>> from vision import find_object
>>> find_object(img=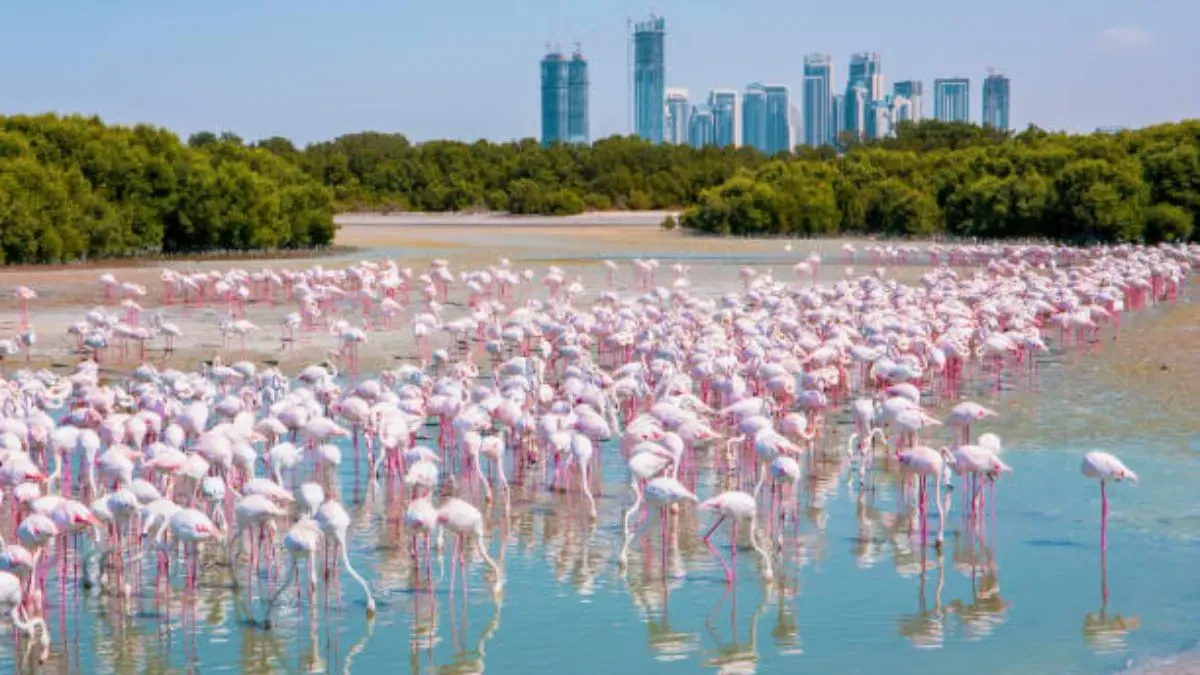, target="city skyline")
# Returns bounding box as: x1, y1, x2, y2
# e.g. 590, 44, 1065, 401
0, 2, 1193, 143
661, 42, 1015, 149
